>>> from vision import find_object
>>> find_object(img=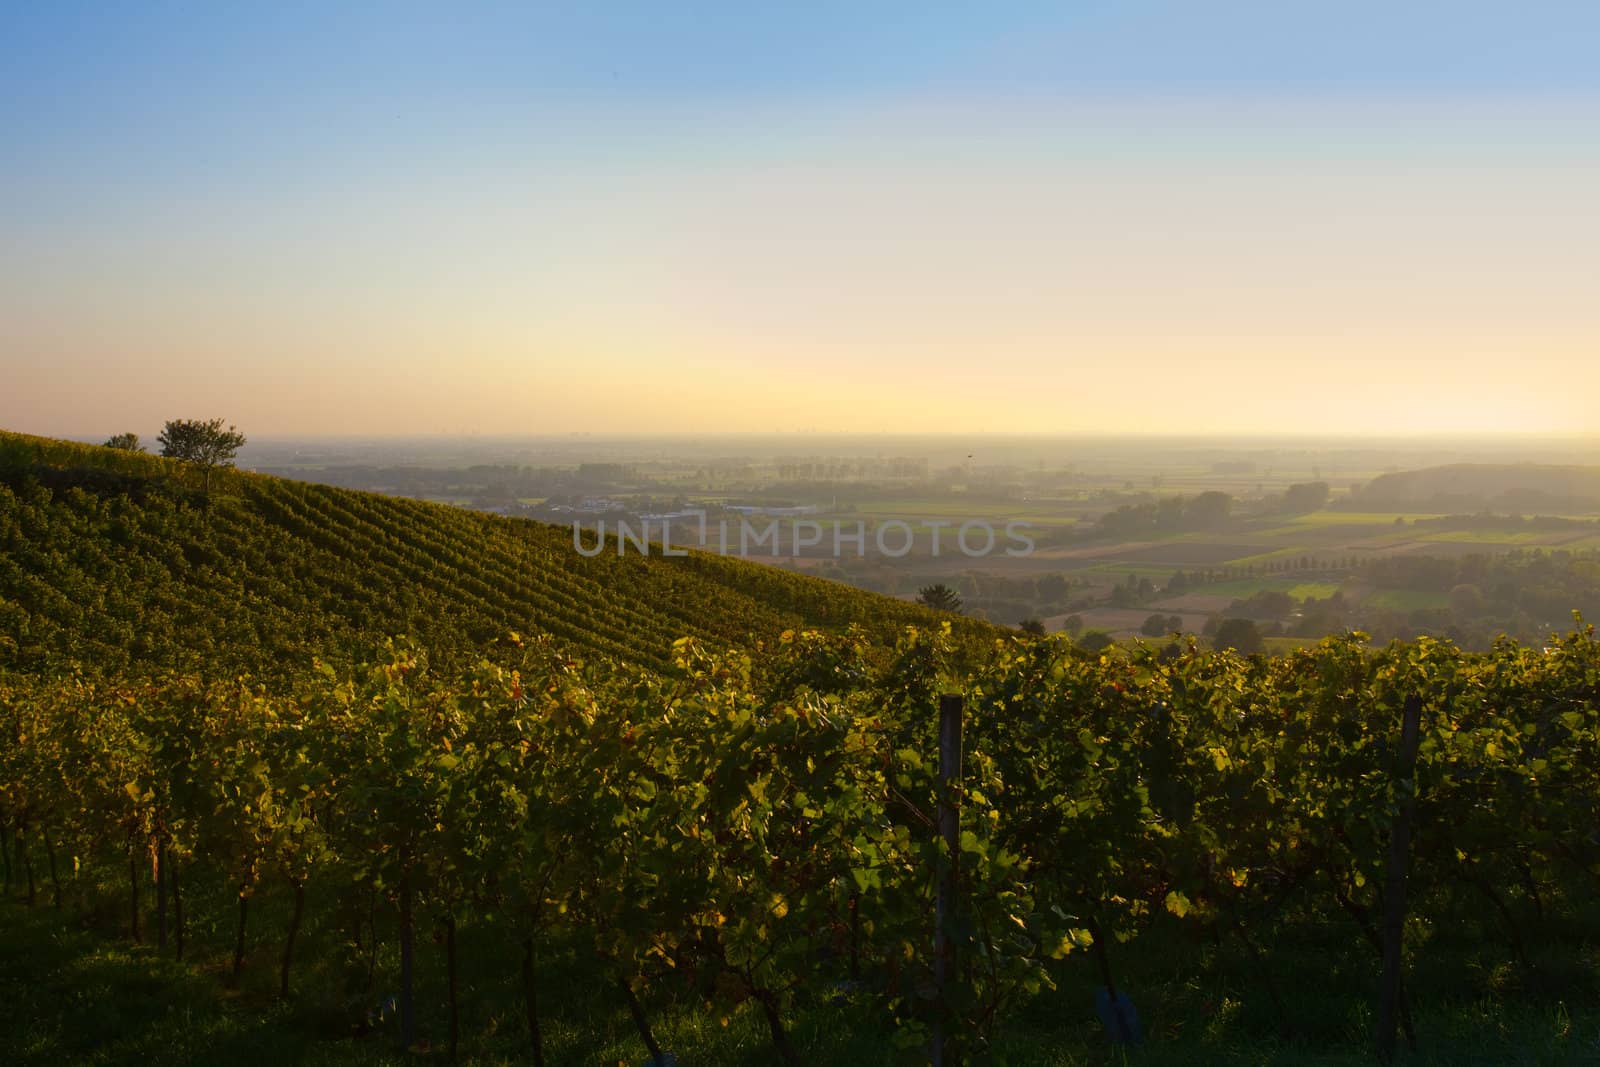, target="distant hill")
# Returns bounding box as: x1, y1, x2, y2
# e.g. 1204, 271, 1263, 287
0, 430, 979, 675
1346, 463, 1600, 513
